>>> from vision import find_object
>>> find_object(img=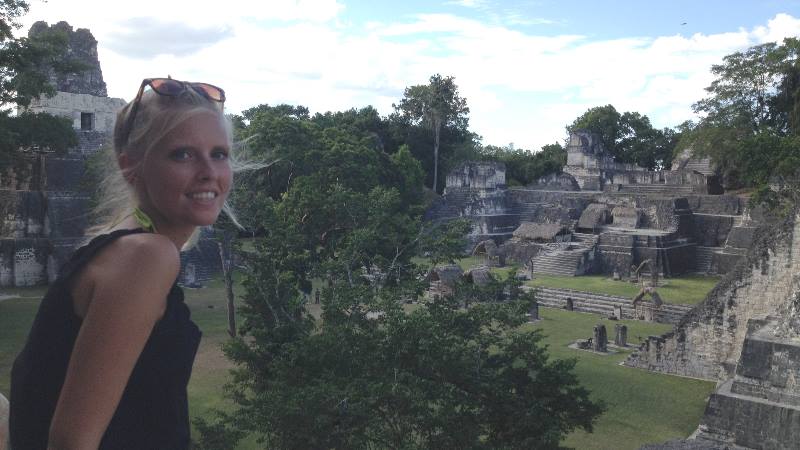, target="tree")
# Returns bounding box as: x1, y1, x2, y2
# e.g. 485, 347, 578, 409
195, 102, 603, 449
0, 0, 83, 167
395, 74, 470, 192
567, 105, 676, 170
680, 38, 800, 191
479, 142, 566, 186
